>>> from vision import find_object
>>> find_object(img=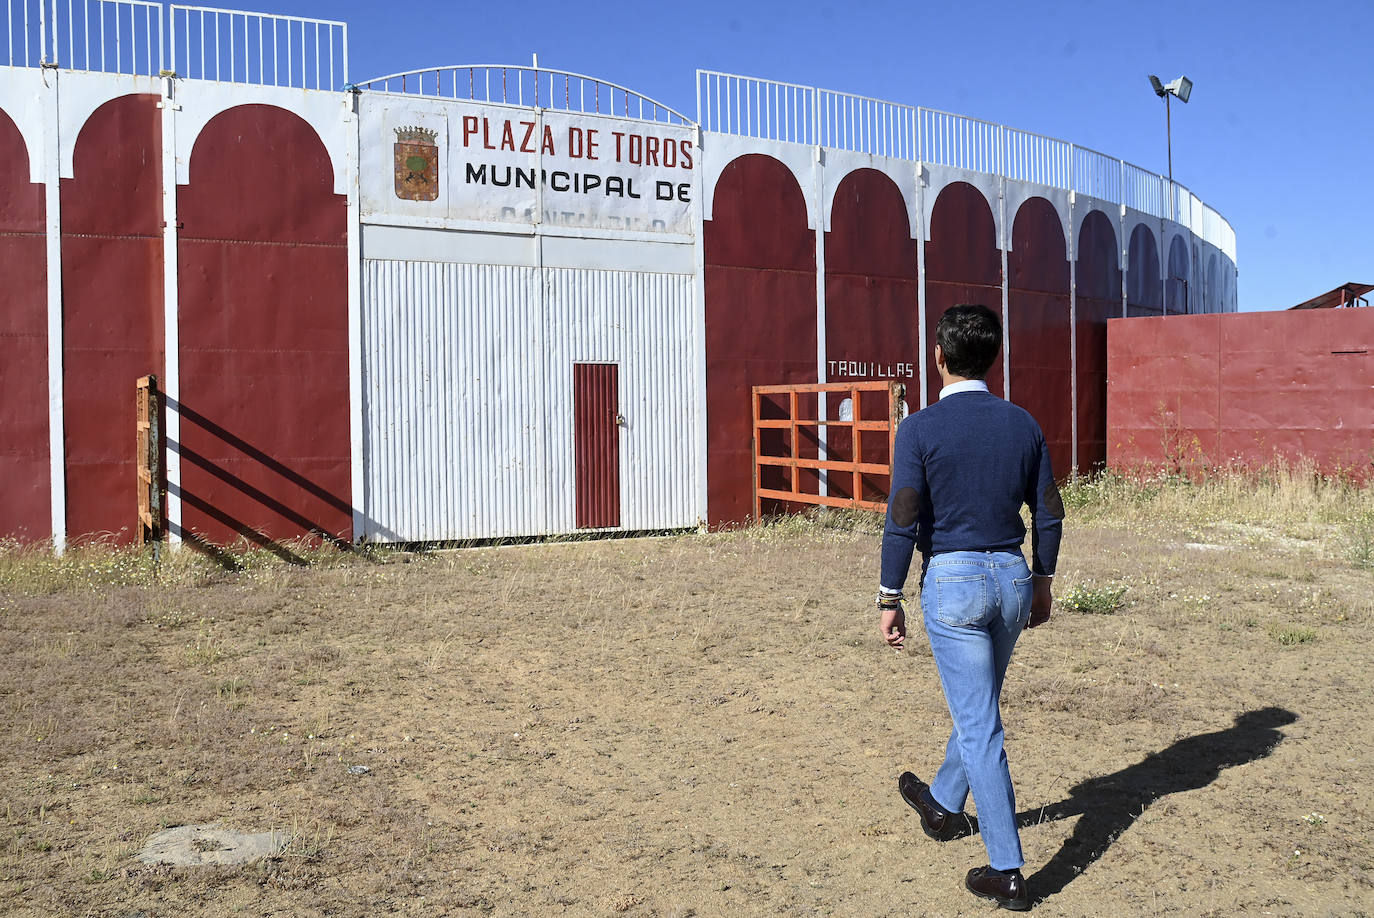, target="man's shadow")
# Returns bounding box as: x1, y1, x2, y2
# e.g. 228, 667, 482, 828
1019, 707, 1298, 902
949, 707, 1297, 903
